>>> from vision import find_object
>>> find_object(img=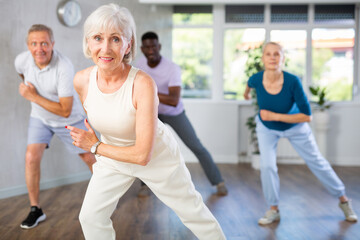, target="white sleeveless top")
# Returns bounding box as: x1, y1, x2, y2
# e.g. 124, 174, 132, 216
83, 65, 176, 161
84, 66, 138, 147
